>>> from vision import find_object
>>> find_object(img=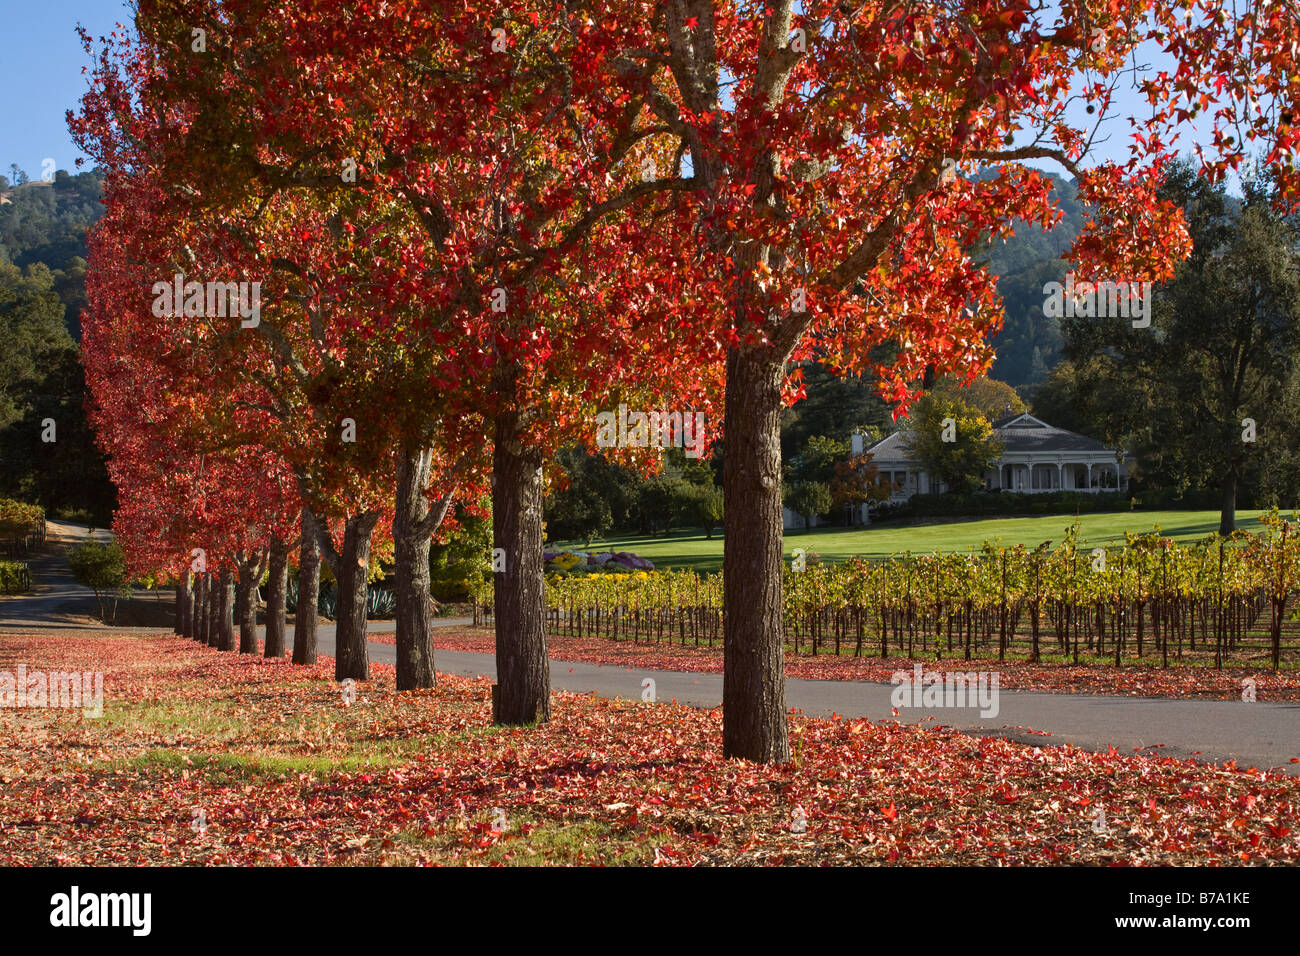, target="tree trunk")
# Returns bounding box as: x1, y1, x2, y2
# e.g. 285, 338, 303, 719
195, 572, 208, 644
393, 446, 441, 690
174, 579, 185, 635
317, 512, 380, 682
493, 410, 550, 724
179, 572, 193, 638
207, 572, 221, 648
293, 508, 321, 665
1219, 470, 1237, 537
217, 569, 236, 652
264, 540, 290, 658
237, 551, 266, 655
236, 571, 256, 654
722, 346, 791, 764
